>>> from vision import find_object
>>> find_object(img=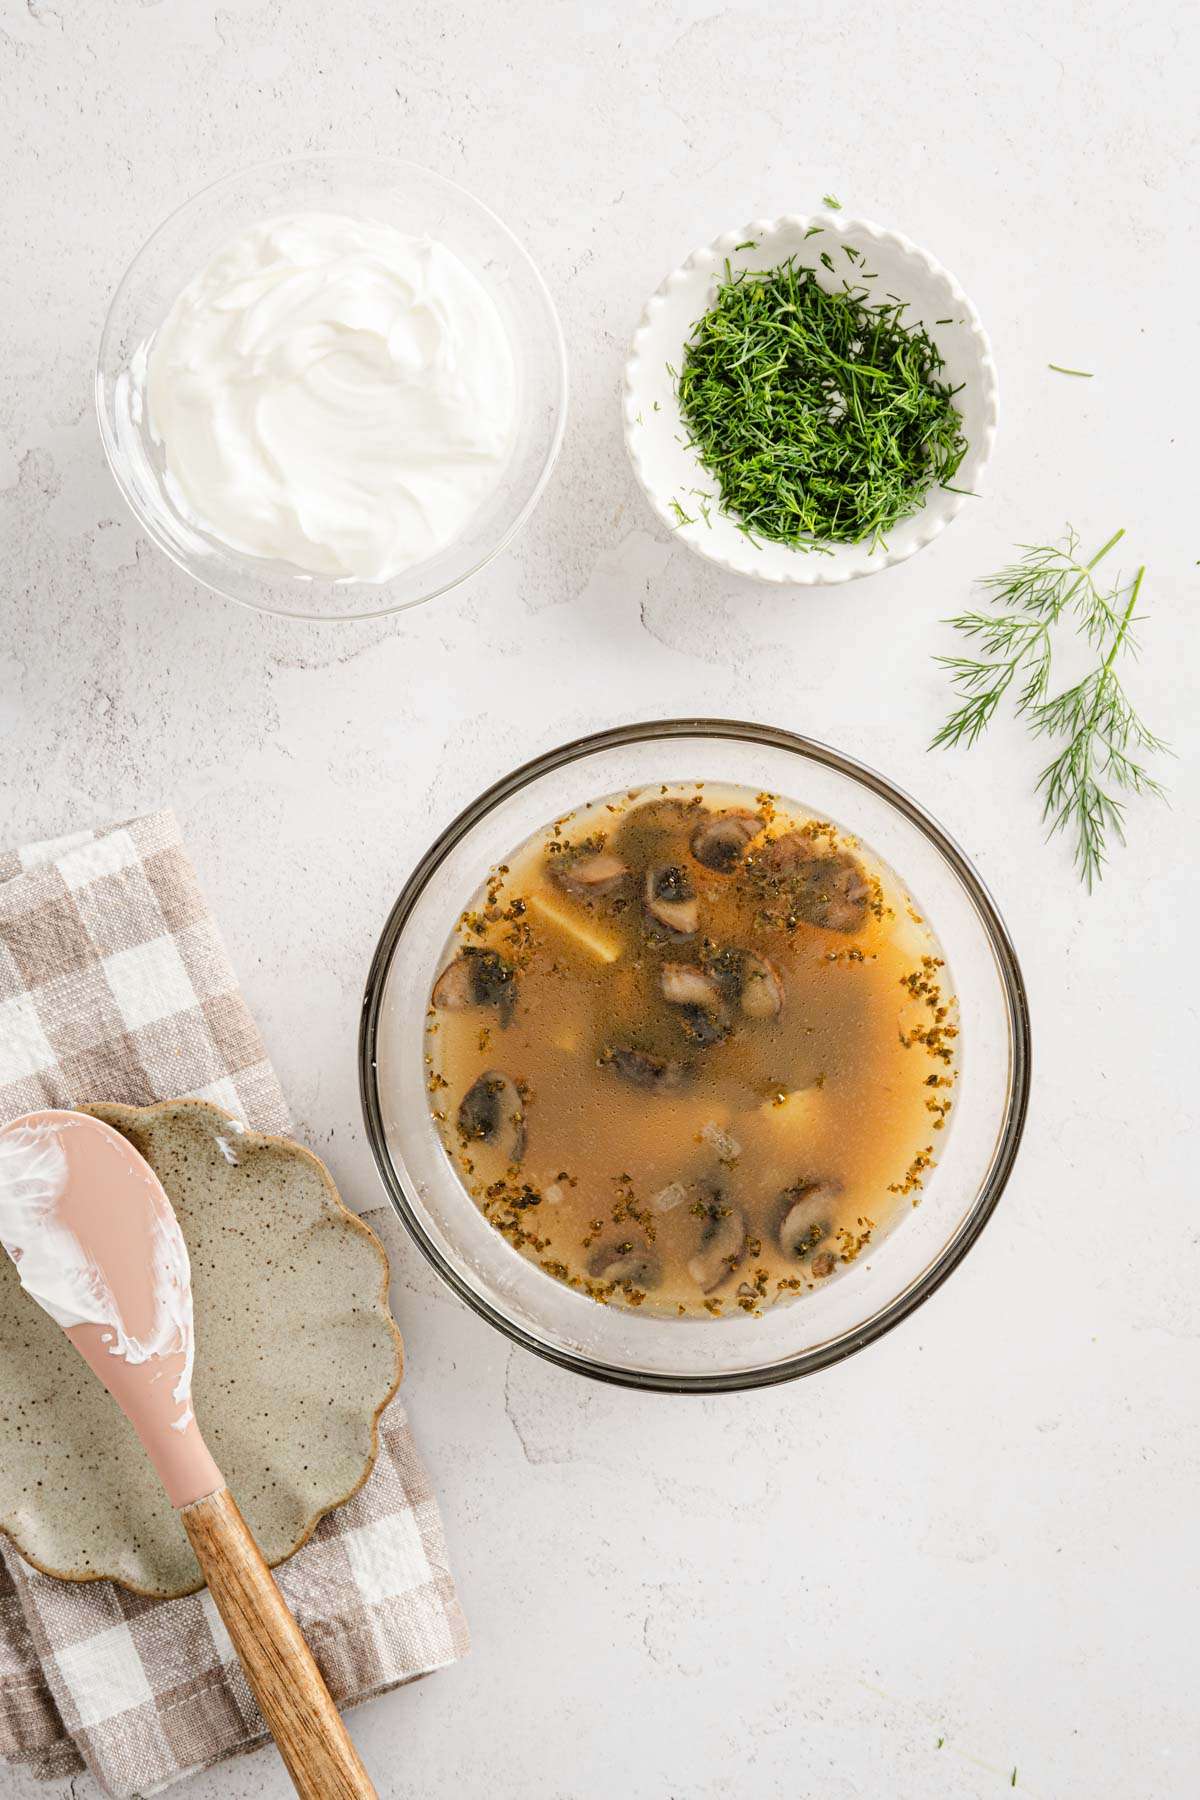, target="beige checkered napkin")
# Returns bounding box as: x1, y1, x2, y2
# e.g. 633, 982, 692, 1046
0, 812, 468, 1795
0, 811, 288, 1134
